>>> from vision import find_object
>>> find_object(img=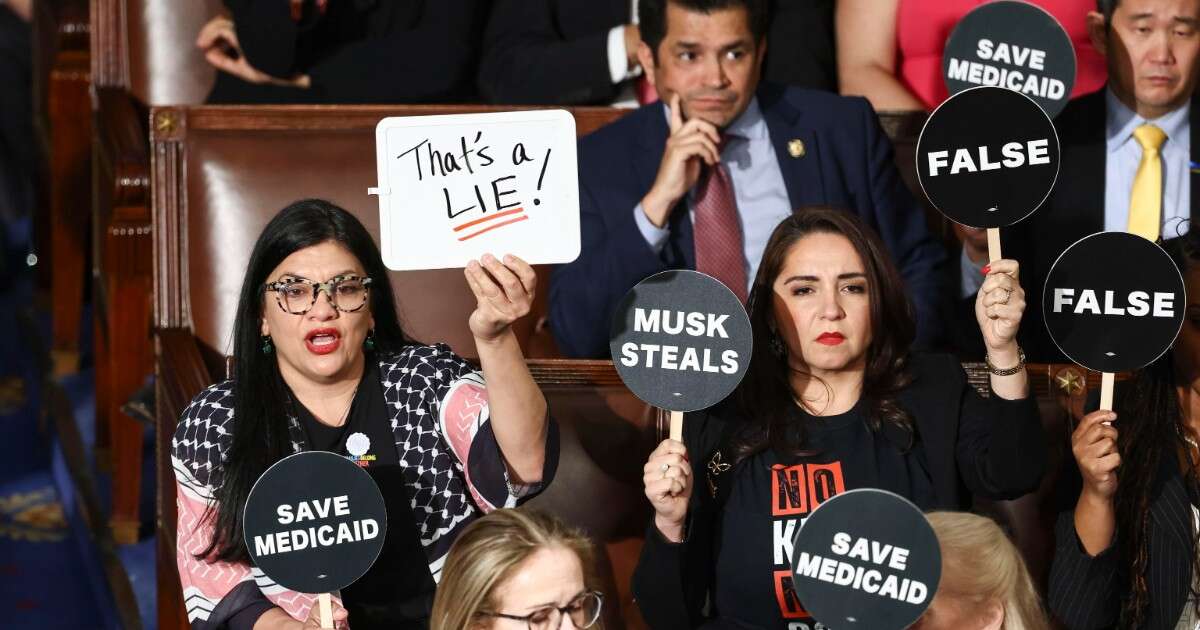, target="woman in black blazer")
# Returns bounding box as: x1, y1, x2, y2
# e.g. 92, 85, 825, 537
633, 208, 1047, 630
1049, 236, 1200, 630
